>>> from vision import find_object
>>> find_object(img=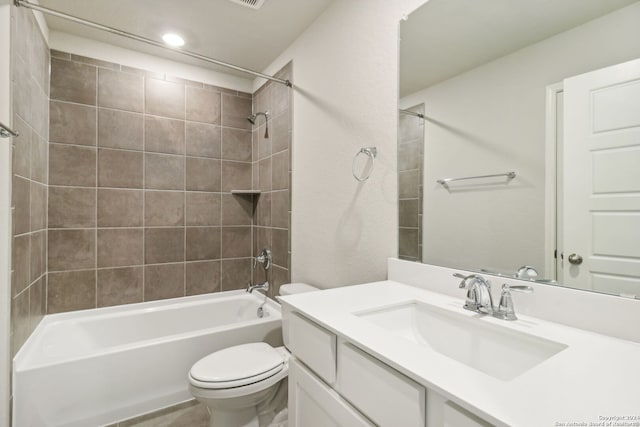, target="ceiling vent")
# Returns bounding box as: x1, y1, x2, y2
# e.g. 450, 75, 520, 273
228, 0, 267, 10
